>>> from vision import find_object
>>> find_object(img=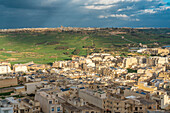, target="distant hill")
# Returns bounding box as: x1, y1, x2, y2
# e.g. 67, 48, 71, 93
0, 27, 169, 64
